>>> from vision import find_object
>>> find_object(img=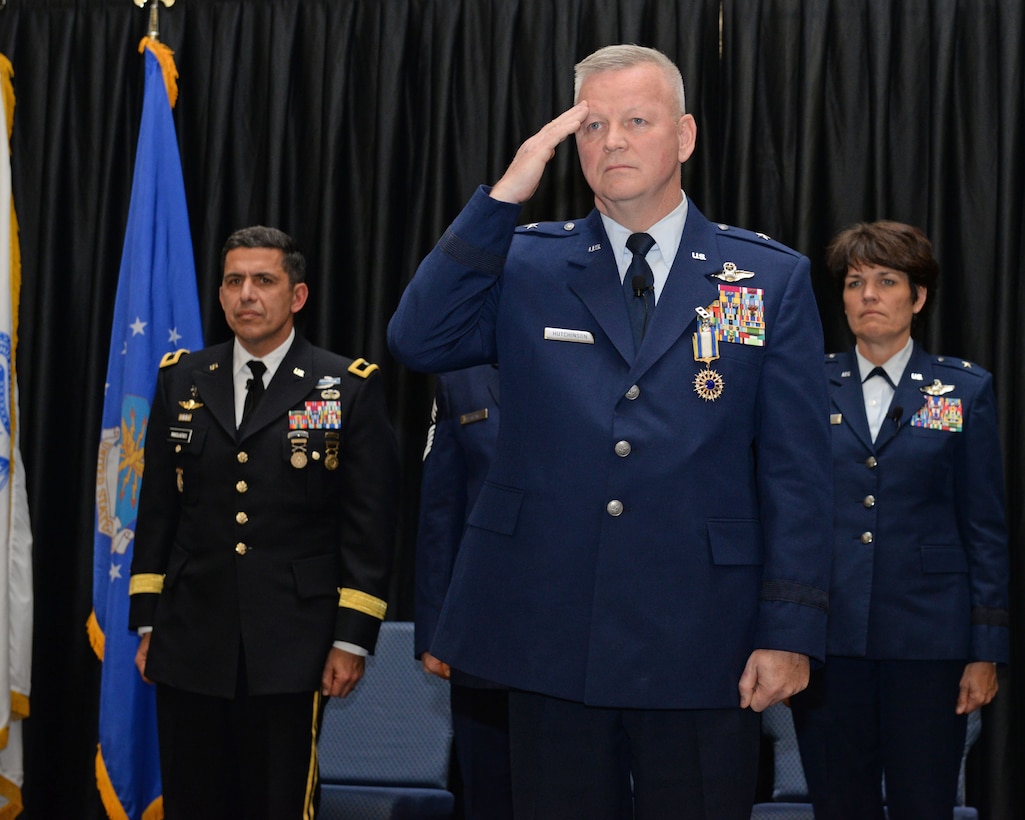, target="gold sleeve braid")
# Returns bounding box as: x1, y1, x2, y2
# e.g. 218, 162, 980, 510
129, 573, 165, 595
338, 588, 387, 620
